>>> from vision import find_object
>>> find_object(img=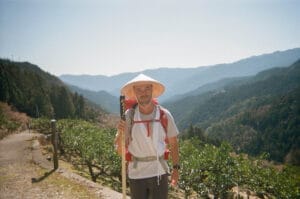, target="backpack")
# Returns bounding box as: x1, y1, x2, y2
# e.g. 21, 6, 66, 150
124, 98, 170, 161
